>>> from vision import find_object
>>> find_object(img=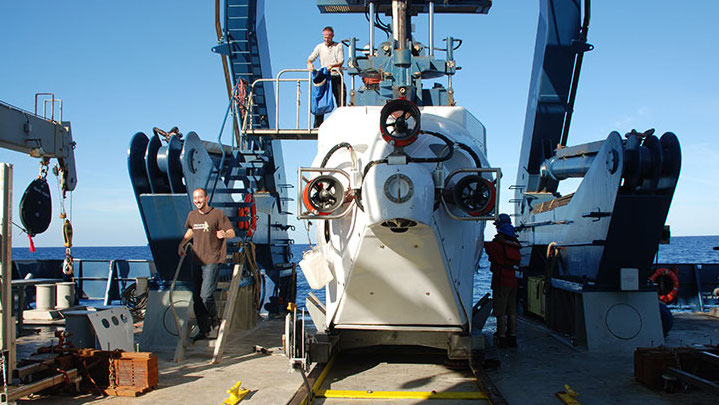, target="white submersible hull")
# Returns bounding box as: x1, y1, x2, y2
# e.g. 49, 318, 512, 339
296, 103, 500, 359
